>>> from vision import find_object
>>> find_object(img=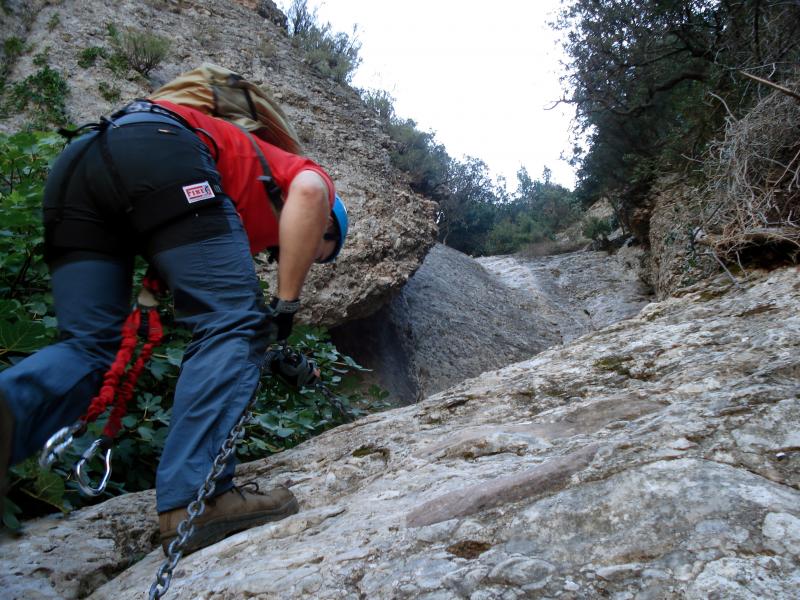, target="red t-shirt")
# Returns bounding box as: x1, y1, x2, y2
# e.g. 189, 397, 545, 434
154, 100, 335, 255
